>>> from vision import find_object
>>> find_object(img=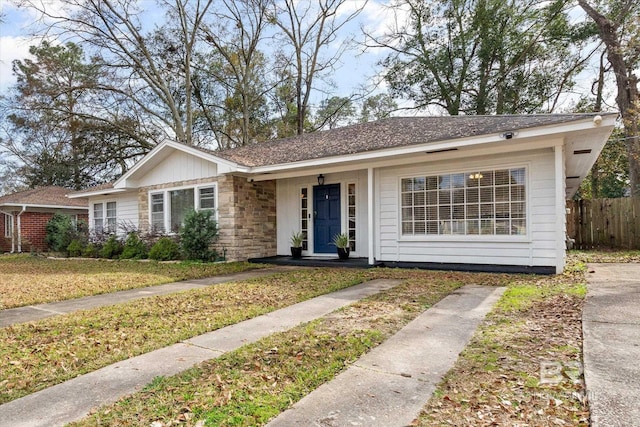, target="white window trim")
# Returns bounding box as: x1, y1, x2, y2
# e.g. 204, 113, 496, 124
149, 183, 218, 234
4, 214, 13, 238
93, 202, 117, 233
397, 163, 531, 243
